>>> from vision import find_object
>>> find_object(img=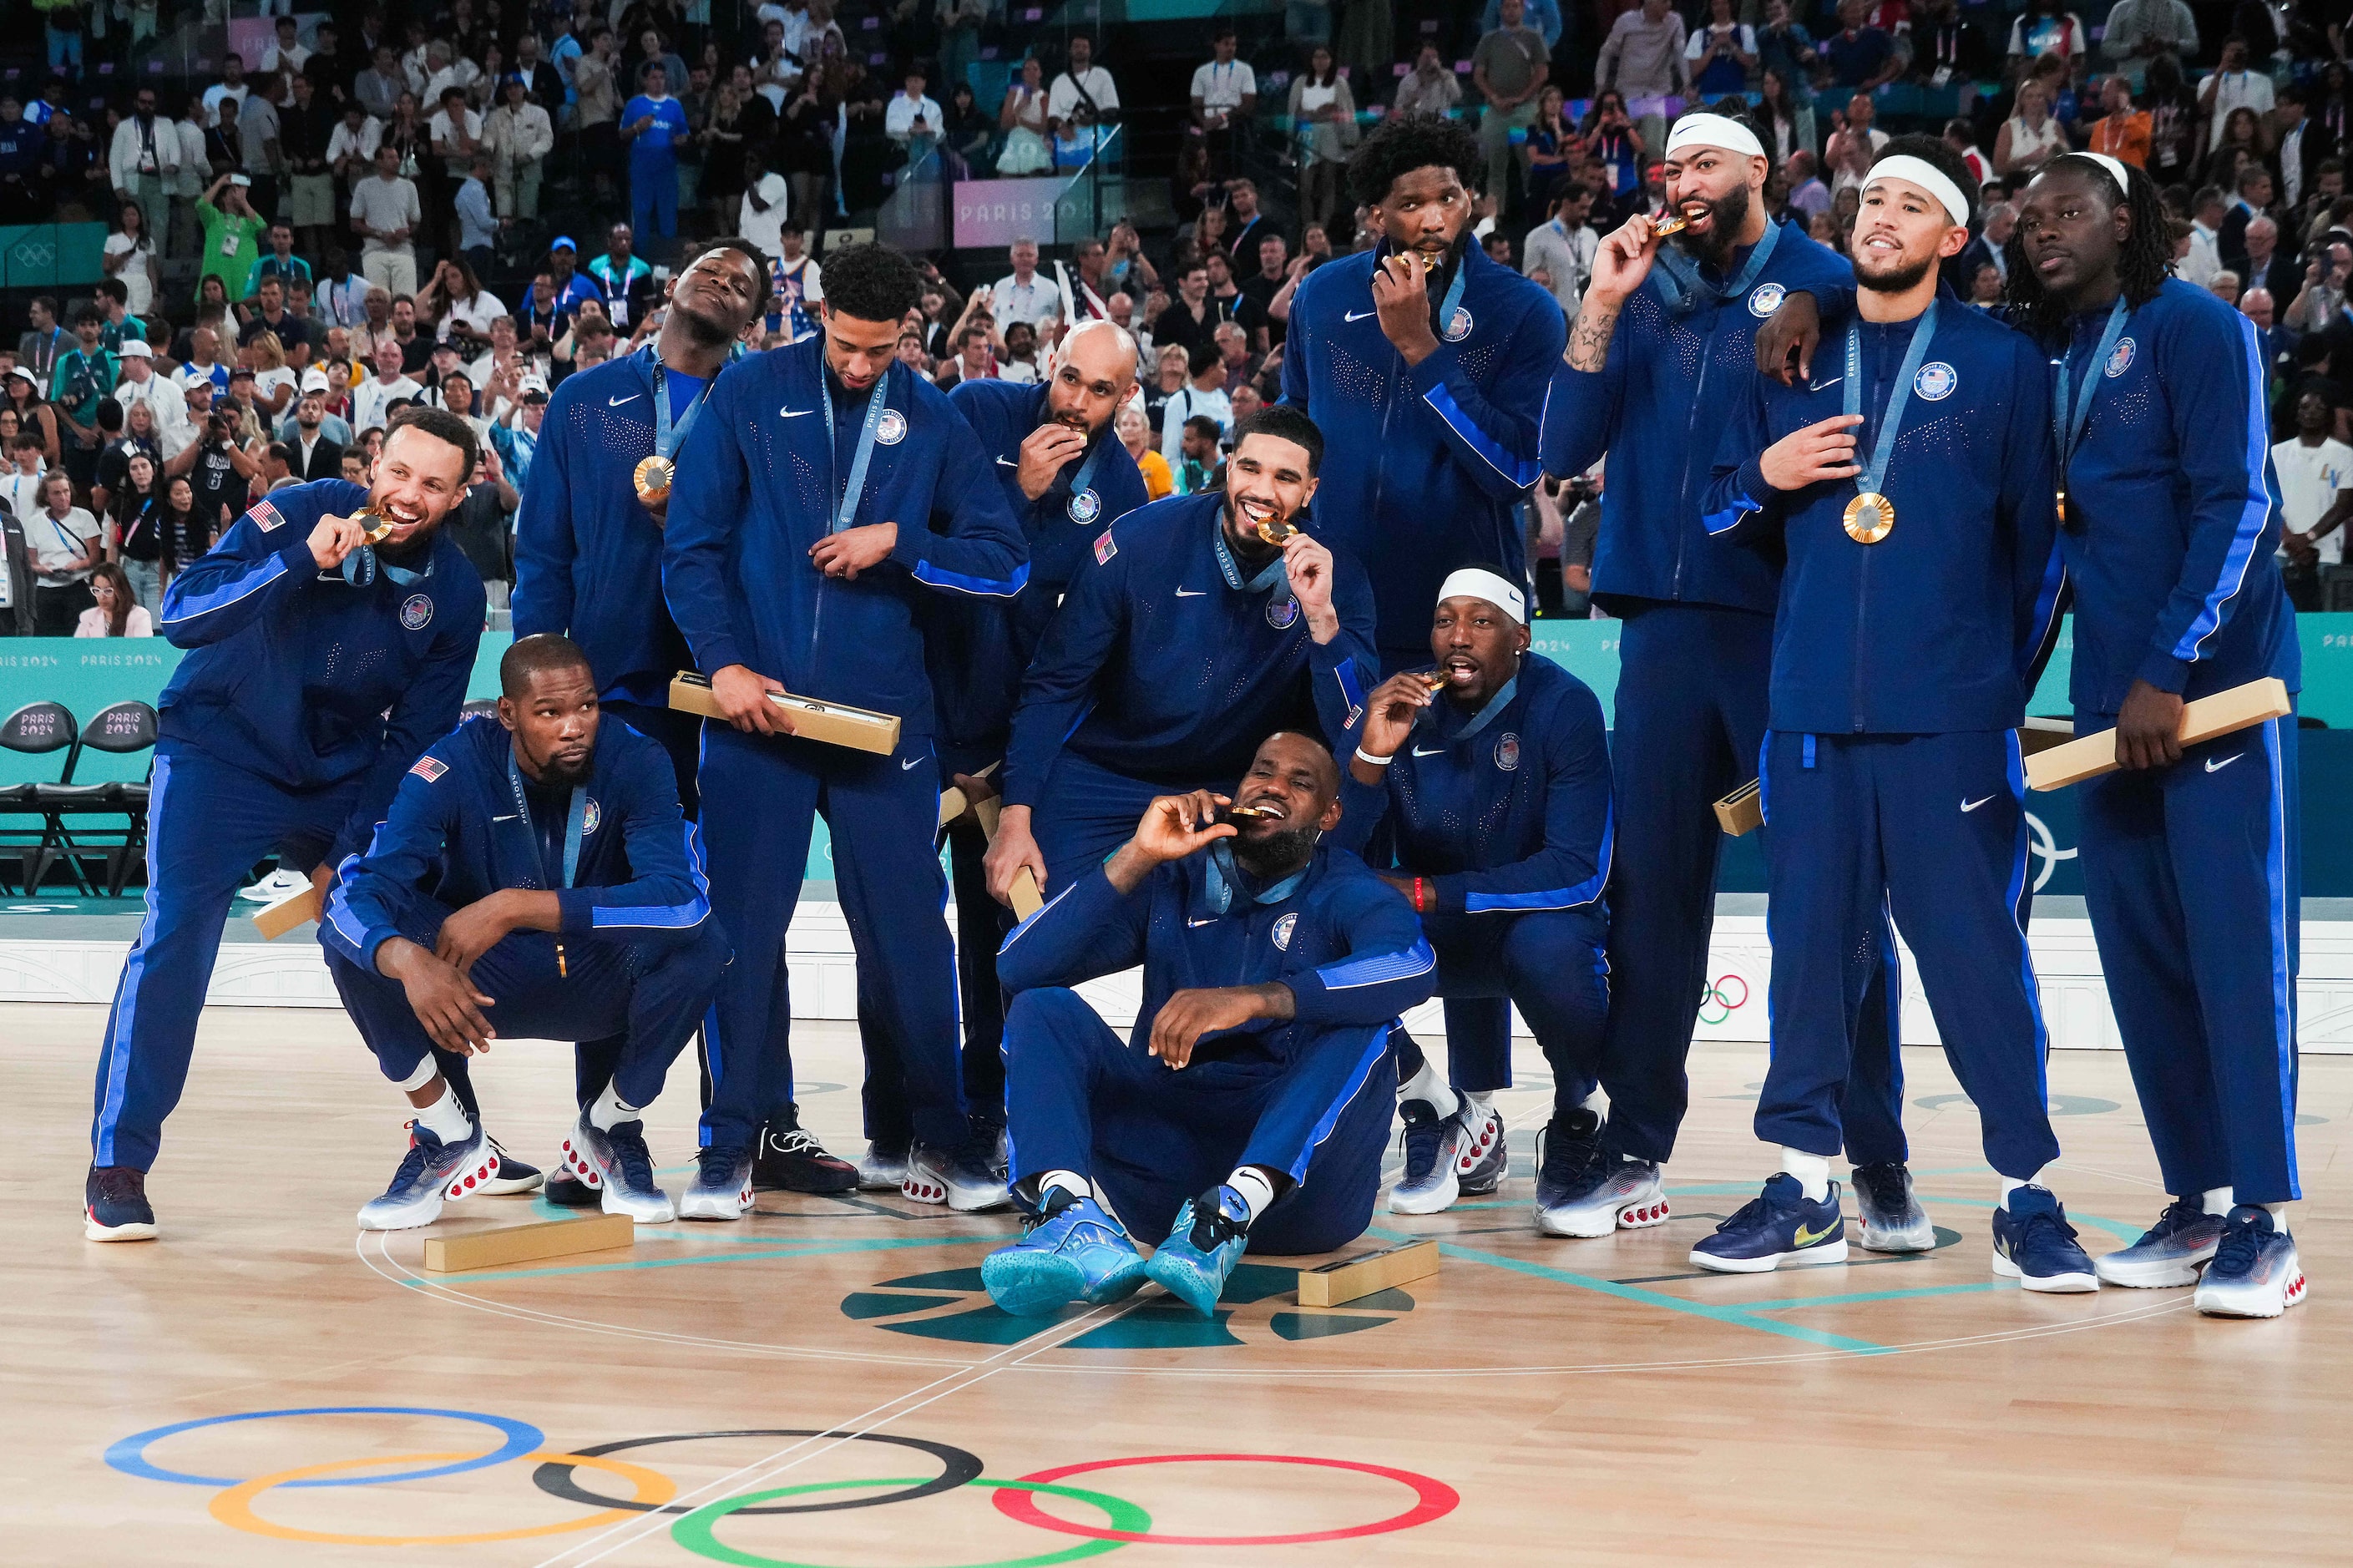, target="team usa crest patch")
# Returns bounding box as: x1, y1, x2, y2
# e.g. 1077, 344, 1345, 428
400, 594, 434, 630
1093, 528, 1117, 564
1068, 488, 1101, 524
1495, 732, 1521, 771
407, 756, 448, 782
1273, 912, 1298, 950
875, 408, 908, 444
582, 797, 601, 835
1443, 307, 1474, 343
1913, 362, 1958, 401
1267, 595, 1299, 630
248, 498, 286, 532
1748, 282, 1786, 317
2105, 338, 2137, 378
